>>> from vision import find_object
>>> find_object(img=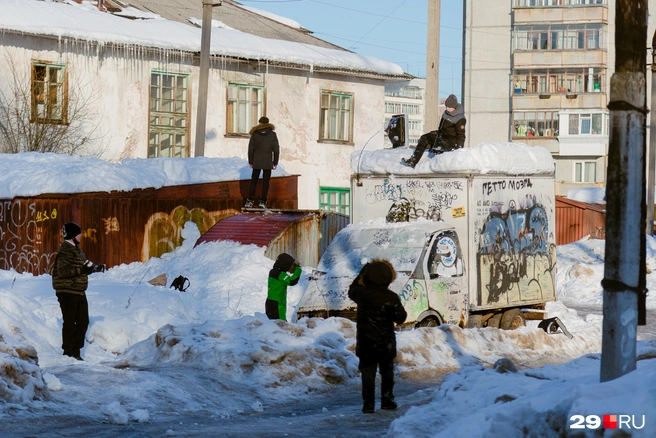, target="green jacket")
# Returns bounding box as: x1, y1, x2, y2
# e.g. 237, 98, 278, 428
267, 265, 302, 321
51, 241, 89, 296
